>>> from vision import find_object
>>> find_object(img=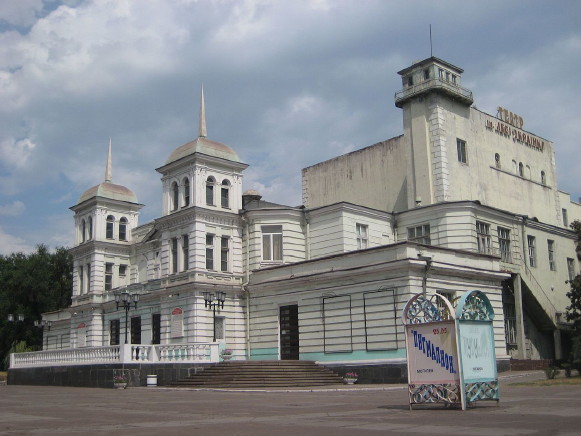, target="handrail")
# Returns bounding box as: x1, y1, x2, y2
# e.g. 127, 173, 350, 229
10, 342, 220, 368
